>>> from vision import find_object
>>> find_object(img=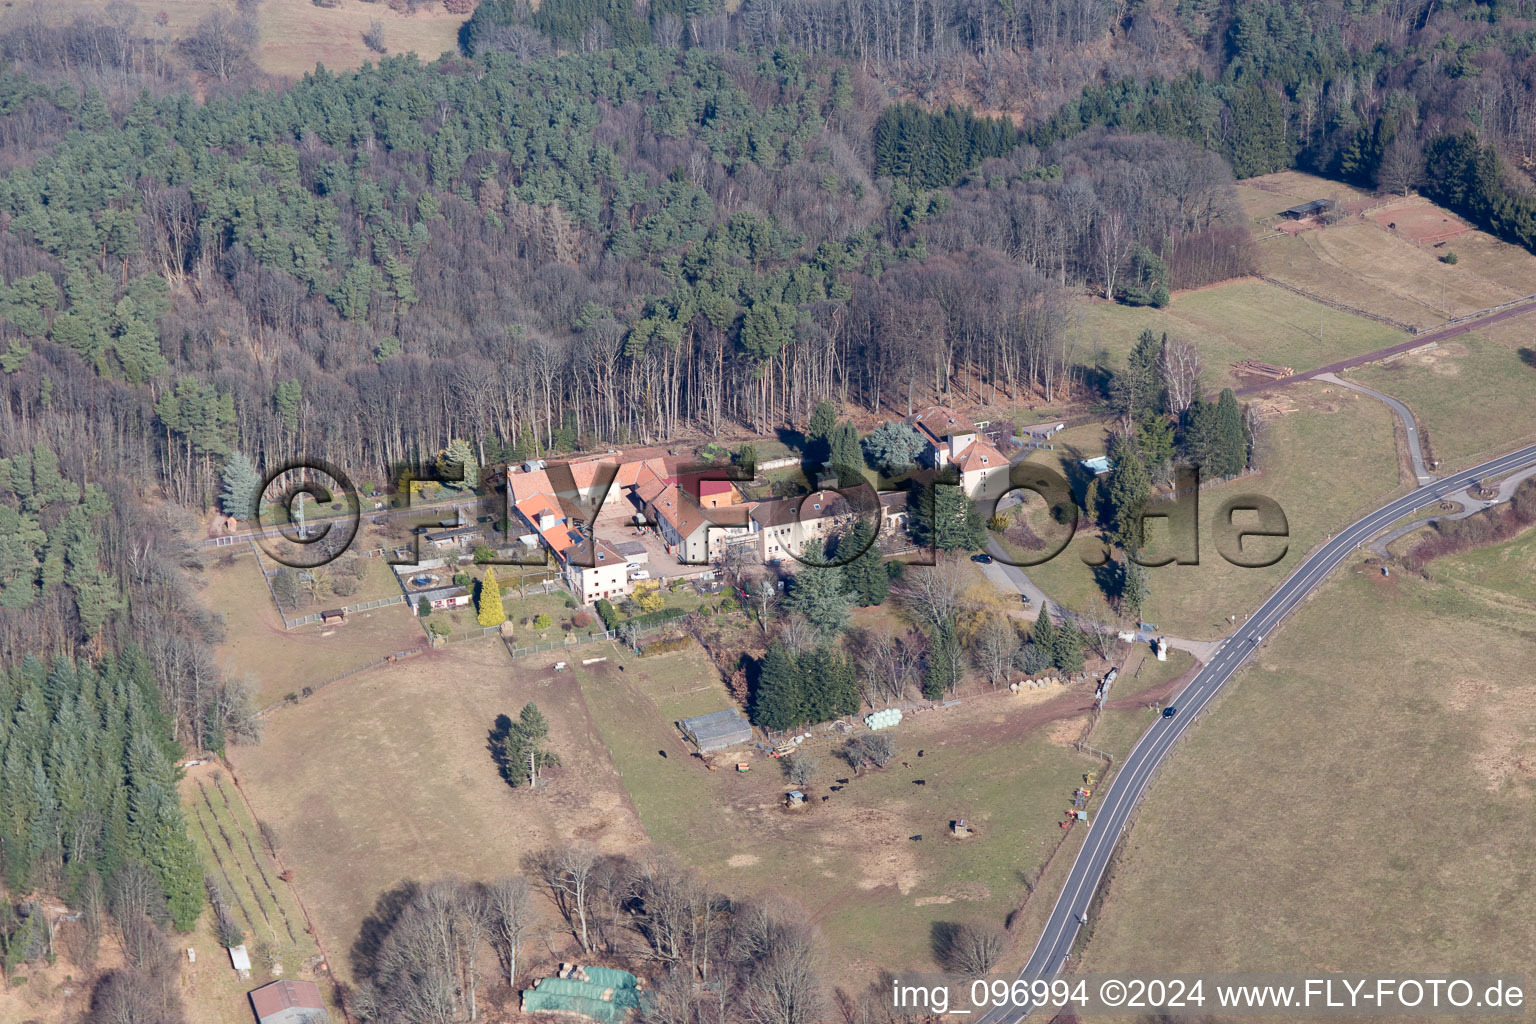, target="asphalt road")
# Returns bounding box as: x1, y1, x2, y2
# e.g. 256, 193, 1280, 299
986, 440, 1536, 1020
